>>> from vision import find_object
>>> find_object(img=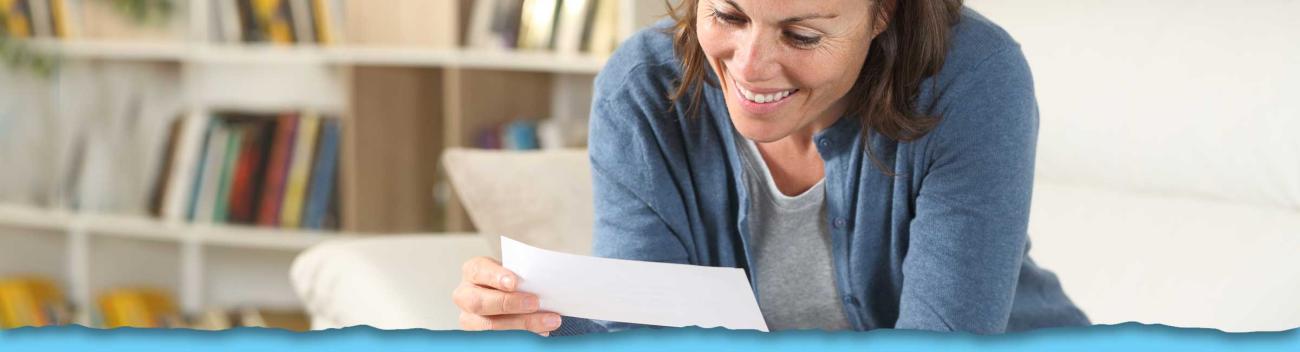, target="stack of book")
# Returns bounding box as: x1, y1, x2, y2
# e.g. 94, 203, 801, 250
467, 0, 622, 55
215, 0, 341, 45
214, 0, 456, 48
1, 0, 74, 38
151, 111, 342, 231
0, 276, 310, 330
0, 277, 72, 328
472, 117, 587, 150
97, 287, 183, 328
0, 0, 181, 40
